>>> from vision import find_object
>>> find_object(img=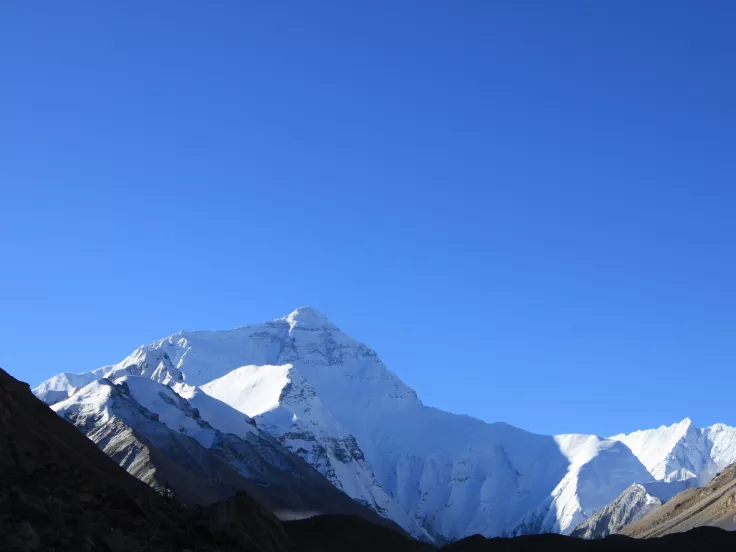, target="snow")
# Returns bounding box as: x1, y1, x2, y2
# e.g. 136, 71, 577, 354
200, 364, 292, 418
705, 423, 736, 471
610, 418, 736, 485
172, 382, 258, 439
283, 306, 337, 331
548, 436, 652, 532
117, 376, 217, 448
32, 372, 99, 405
609, 419, 697, 480
52, 379, 116, 425
33, 307, 736, 542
